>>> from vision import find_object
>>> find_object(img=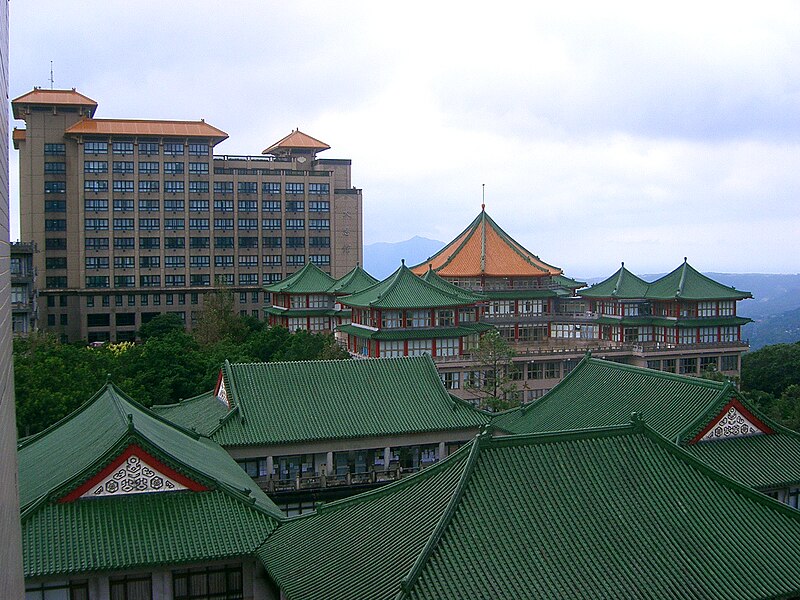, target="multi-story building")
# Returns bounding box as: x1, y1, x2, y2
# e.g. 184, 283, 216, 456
10, 241, 37, 335
12, 88, 362, 342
